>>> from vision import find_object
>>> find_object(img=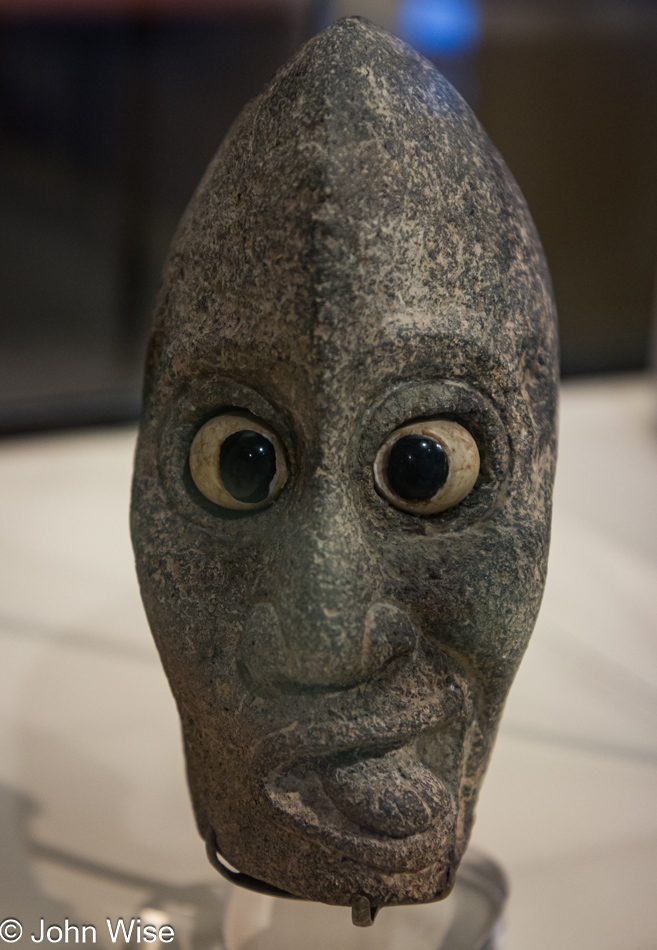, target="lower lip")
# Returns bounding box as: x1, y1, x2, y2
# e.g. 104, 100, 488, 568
264, 739, 457, 874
